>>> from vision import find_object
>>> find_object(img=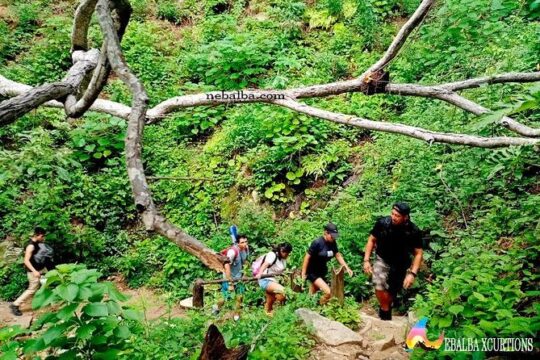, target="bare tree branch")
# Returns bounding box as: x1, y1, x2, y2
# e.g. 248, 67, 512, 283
386, 82, 540, 137
0, 49, 100, 126
3, 71, 539, 141
440, 71, 540, 91
96, 0, 226, 271
273, 98, 539, 148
